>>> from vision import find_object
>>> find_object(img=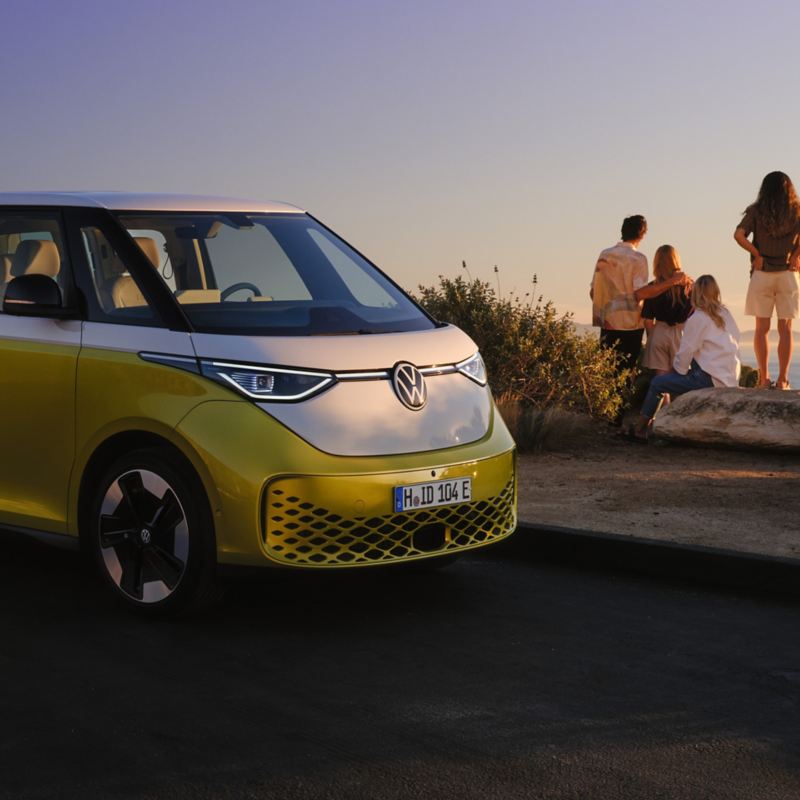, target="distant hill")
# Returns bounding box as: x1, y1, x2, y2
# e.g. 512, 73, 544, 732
740, 330, 800, 342
572, 322, 594, 337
